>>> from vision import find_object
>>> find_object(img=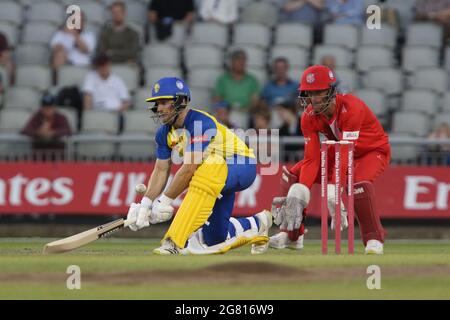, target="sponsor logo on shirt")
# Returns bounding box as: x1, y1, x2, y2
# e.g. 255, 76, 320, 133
190, 135, 209, 144
343, 131, 359, 140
